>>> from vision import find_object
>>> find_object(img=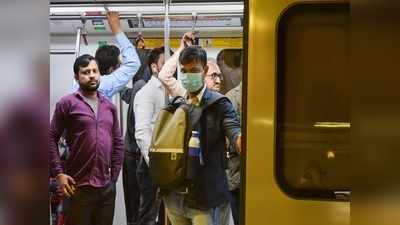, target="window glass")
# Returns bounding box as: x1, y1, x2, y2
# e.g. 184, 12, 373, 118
276, 3, 350, 200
